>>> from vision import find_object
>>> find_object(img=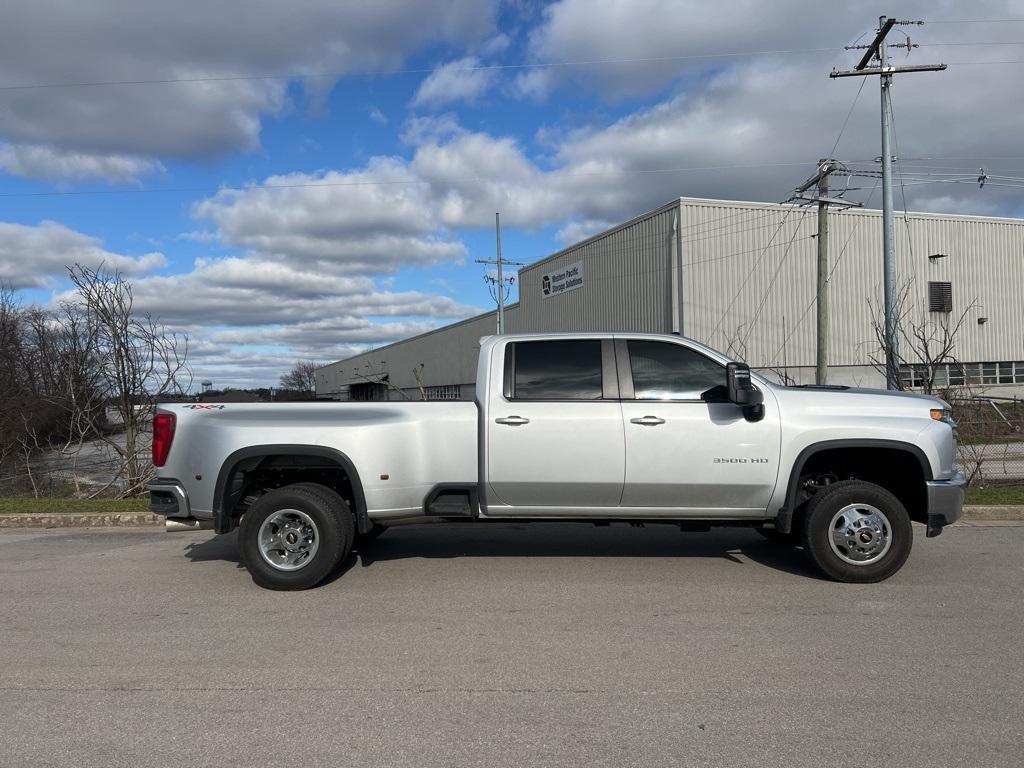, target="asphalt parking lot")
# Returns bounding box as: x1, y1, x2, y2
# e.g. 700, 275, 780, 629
1, 522, 1022, 768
